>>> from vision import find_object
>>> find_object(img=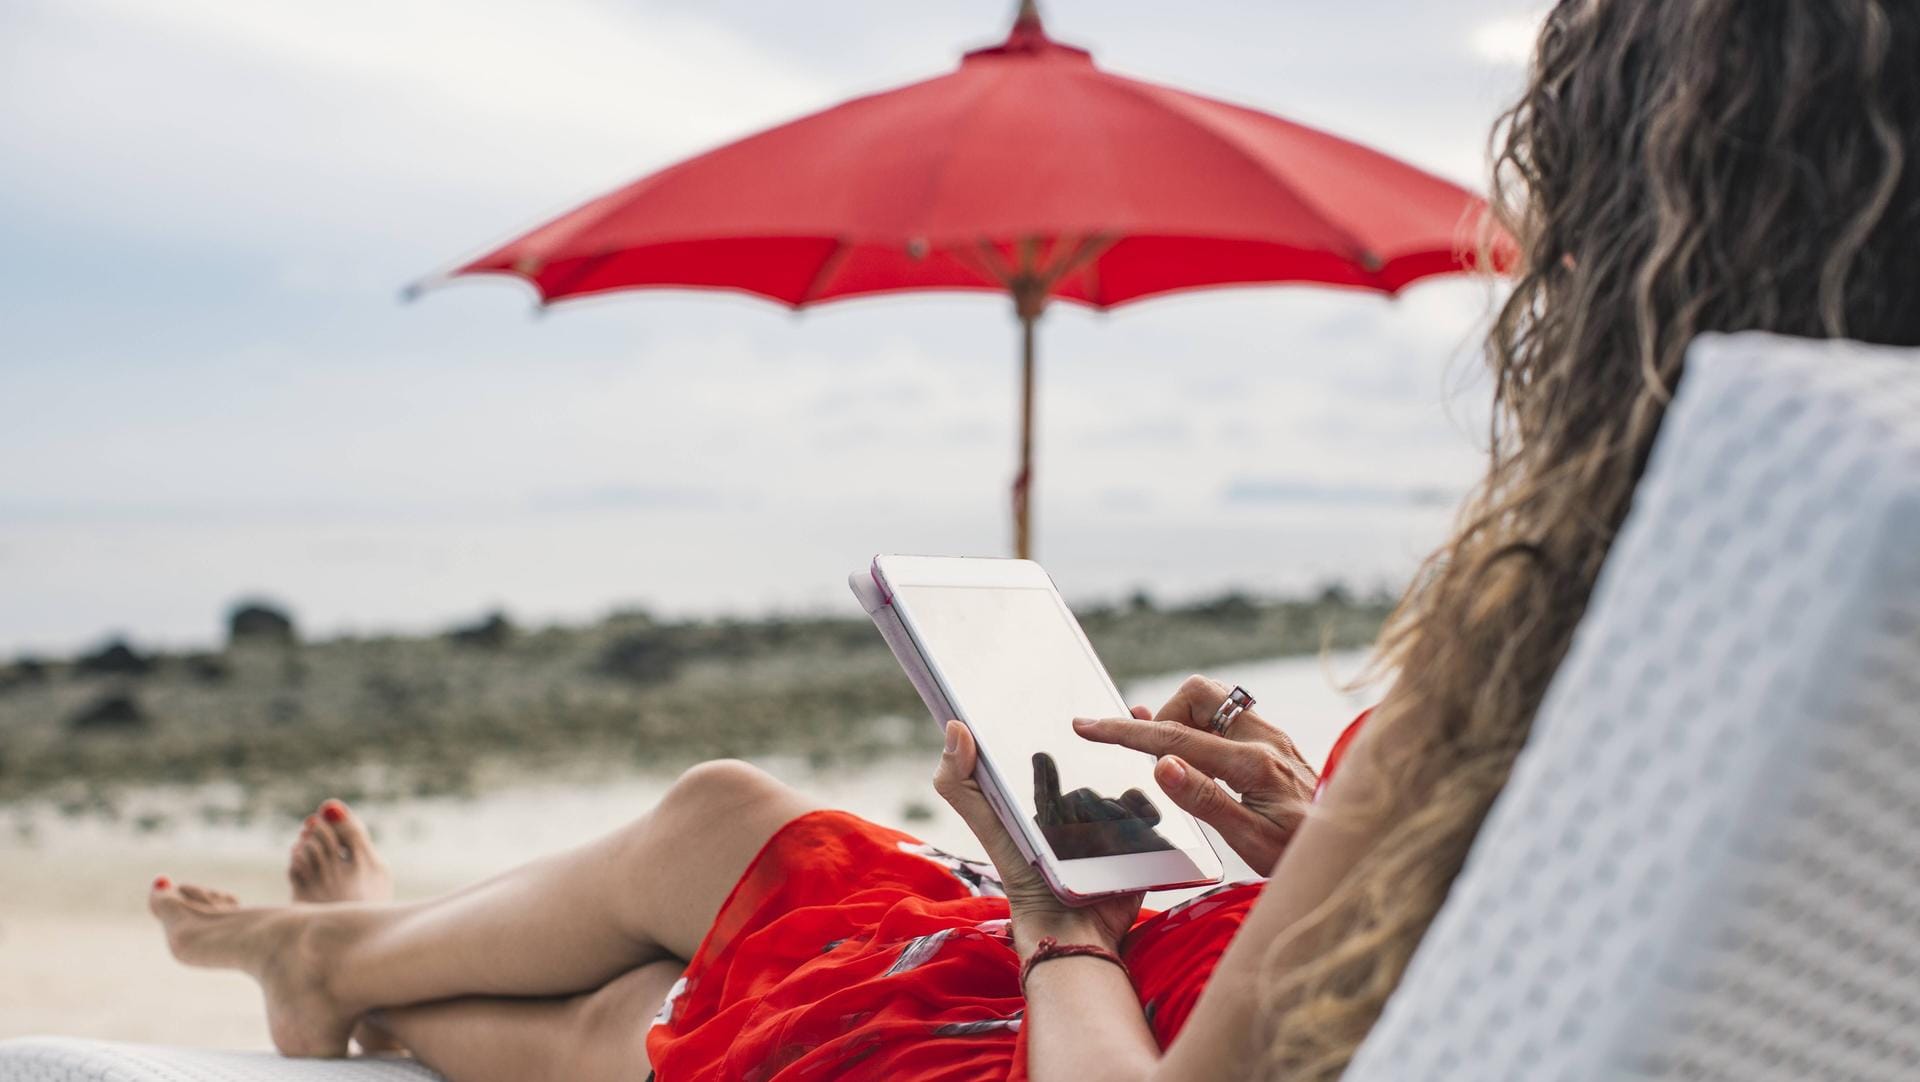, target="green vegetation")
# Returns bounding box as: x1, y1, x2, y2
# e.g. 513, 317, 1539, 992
0, 589, 1391, 822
